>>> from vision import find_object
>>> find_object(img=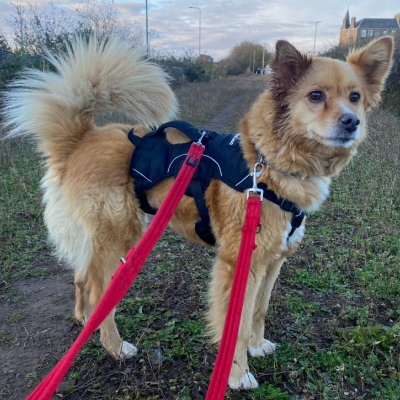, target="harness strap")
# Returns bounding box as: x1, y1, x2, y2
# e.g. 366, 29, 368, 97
128, 129, 154, 148
135, 186, 157, 215
147, 120, 209, 141
288, 211, 305, 237
259, 183, 305, 237
129, 130, 157, 215
189, 180, 216, 246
